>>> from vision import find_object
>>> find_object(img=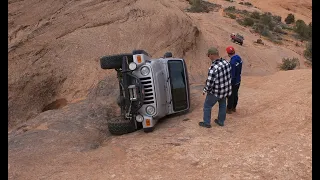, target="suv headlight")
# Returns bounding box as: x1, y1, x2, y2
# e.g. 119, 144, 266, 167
140, 66, 150, 76
136, 114, 144, 122
146, 105, 155, 115
129, 62, 137, 70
